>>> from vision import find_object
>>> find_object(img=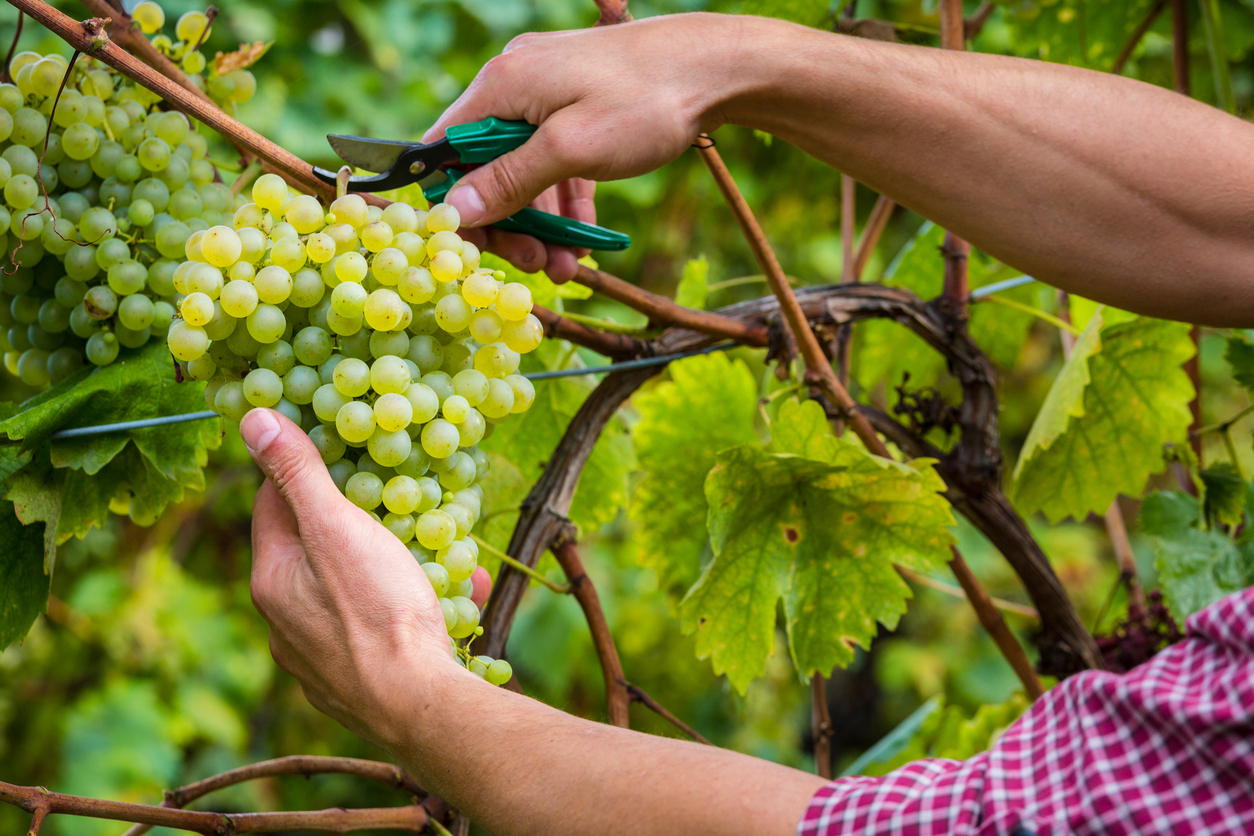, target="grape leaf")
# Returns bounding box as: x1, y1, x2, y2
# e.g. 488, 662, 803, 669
1200, 464, 1246, 529
675, 256, 709, 310
5, 452, 64, 574
629, 352, 760, 594
680, 399, 954, 692
212, 41, 272, 76
0, 498, 48, 650
1224, 333, 1254, 391
1141, 490, 1254, 622
1012, 317, 1195, 522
